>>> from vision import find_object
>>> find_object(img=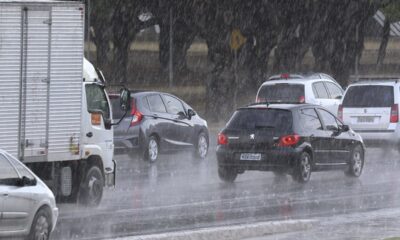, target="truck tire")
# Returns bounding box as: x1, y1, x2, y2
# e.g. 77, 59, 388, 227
79, 165, 104, 206
27, 208, 51, 240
